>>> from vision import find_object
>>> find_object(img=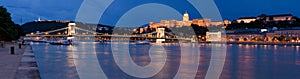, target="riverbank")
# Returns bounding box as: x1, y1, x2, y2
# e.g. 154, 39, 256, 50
15, 45, 40, 79
0, 42, 25, 79
198, 41, 300, 46
0, 42, 40, 79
